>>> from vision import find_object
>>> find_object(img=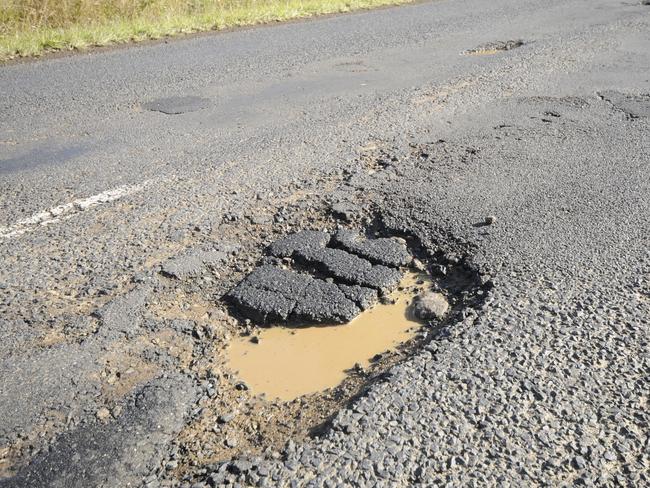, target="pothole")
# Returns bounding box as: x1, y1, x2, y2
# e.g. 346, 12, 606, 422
169, 223, 489, 477
463, 39, 525, 56
226, 270, 433, 401
0, 140, 496, 484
